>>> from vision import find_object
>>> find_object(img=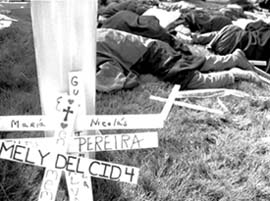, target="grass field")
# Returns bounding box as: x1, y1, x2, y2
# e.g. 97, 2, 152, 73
1, 0, 270, 201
